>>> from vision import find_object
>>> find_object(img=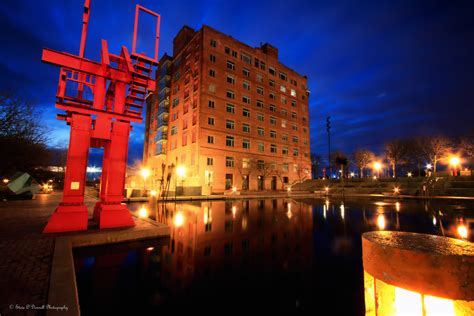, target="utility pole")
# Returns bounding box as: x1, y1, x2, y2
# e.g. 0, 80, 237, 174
326, 116, 331, 178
